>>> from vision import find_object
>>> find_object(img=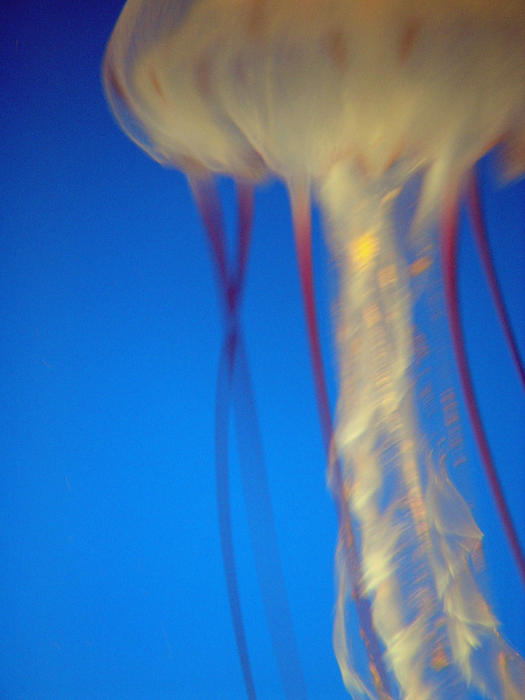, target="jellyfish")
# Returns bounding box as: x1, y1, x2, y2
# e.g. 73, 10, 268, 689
102, 1, 525, 698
